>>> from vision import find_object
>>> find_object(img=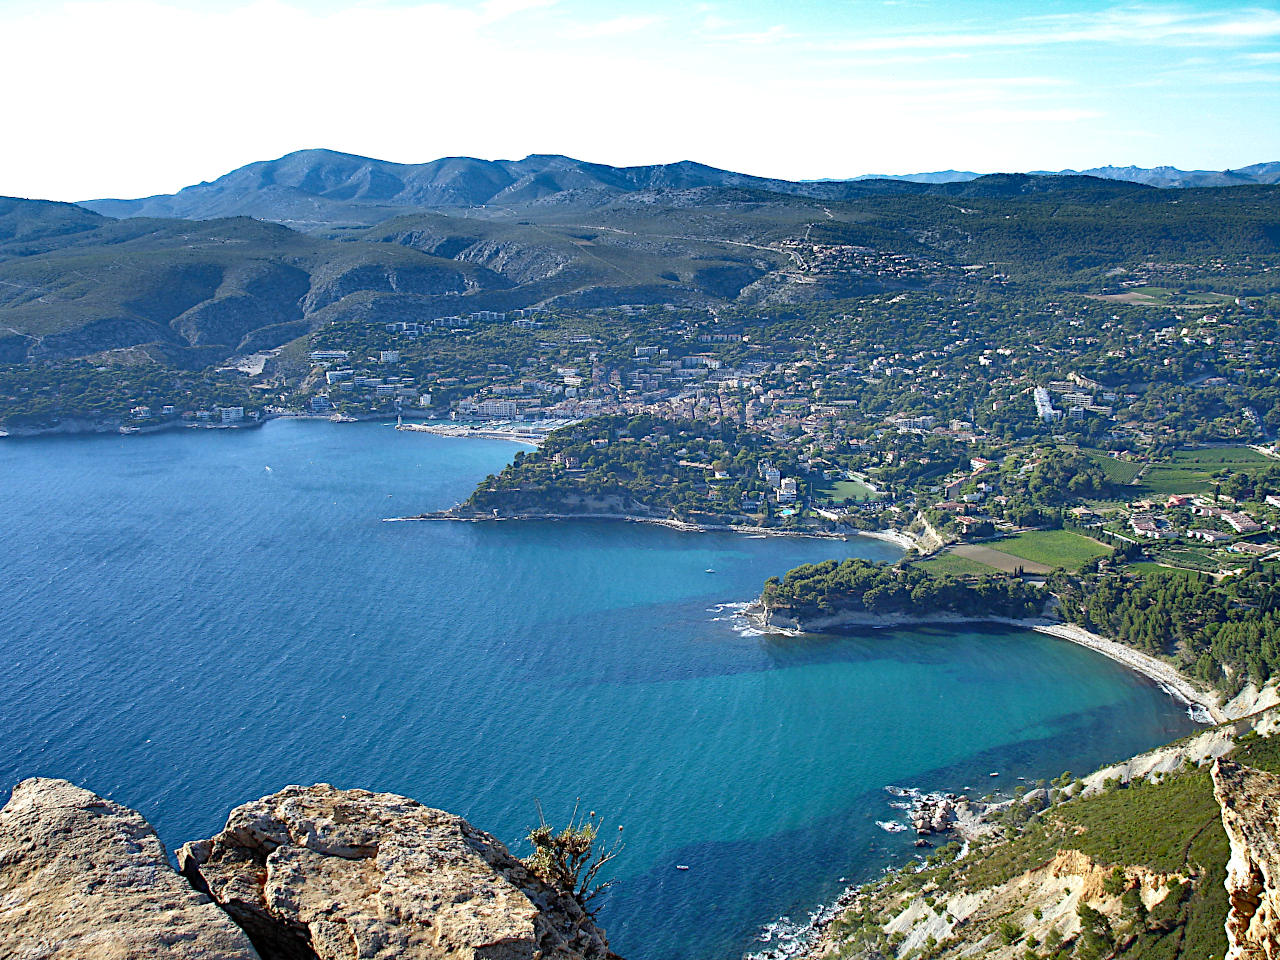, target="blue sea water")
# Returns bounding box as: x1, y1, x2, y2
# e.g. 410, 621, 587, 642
0, 420, 1196, 960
